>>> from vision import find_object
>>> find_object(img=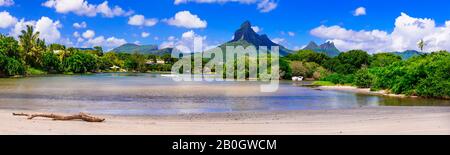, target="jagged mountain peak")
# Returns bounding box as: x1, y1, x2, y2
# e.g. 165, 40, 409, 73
240, 20, 252, 29
303, 41, 341, 57
305, 41, 320, 49
223, 21, 292, 56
